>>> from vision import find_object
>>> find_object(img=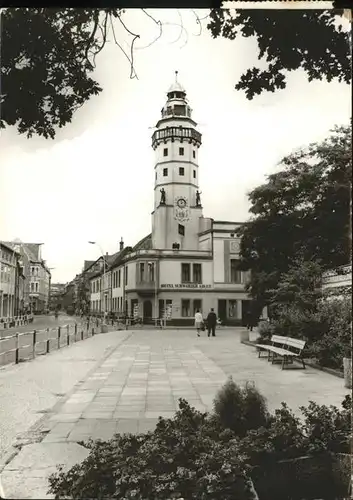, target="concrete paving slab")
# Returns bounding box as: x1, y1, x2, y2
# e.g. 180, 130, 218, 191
0, 442, 89, 499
